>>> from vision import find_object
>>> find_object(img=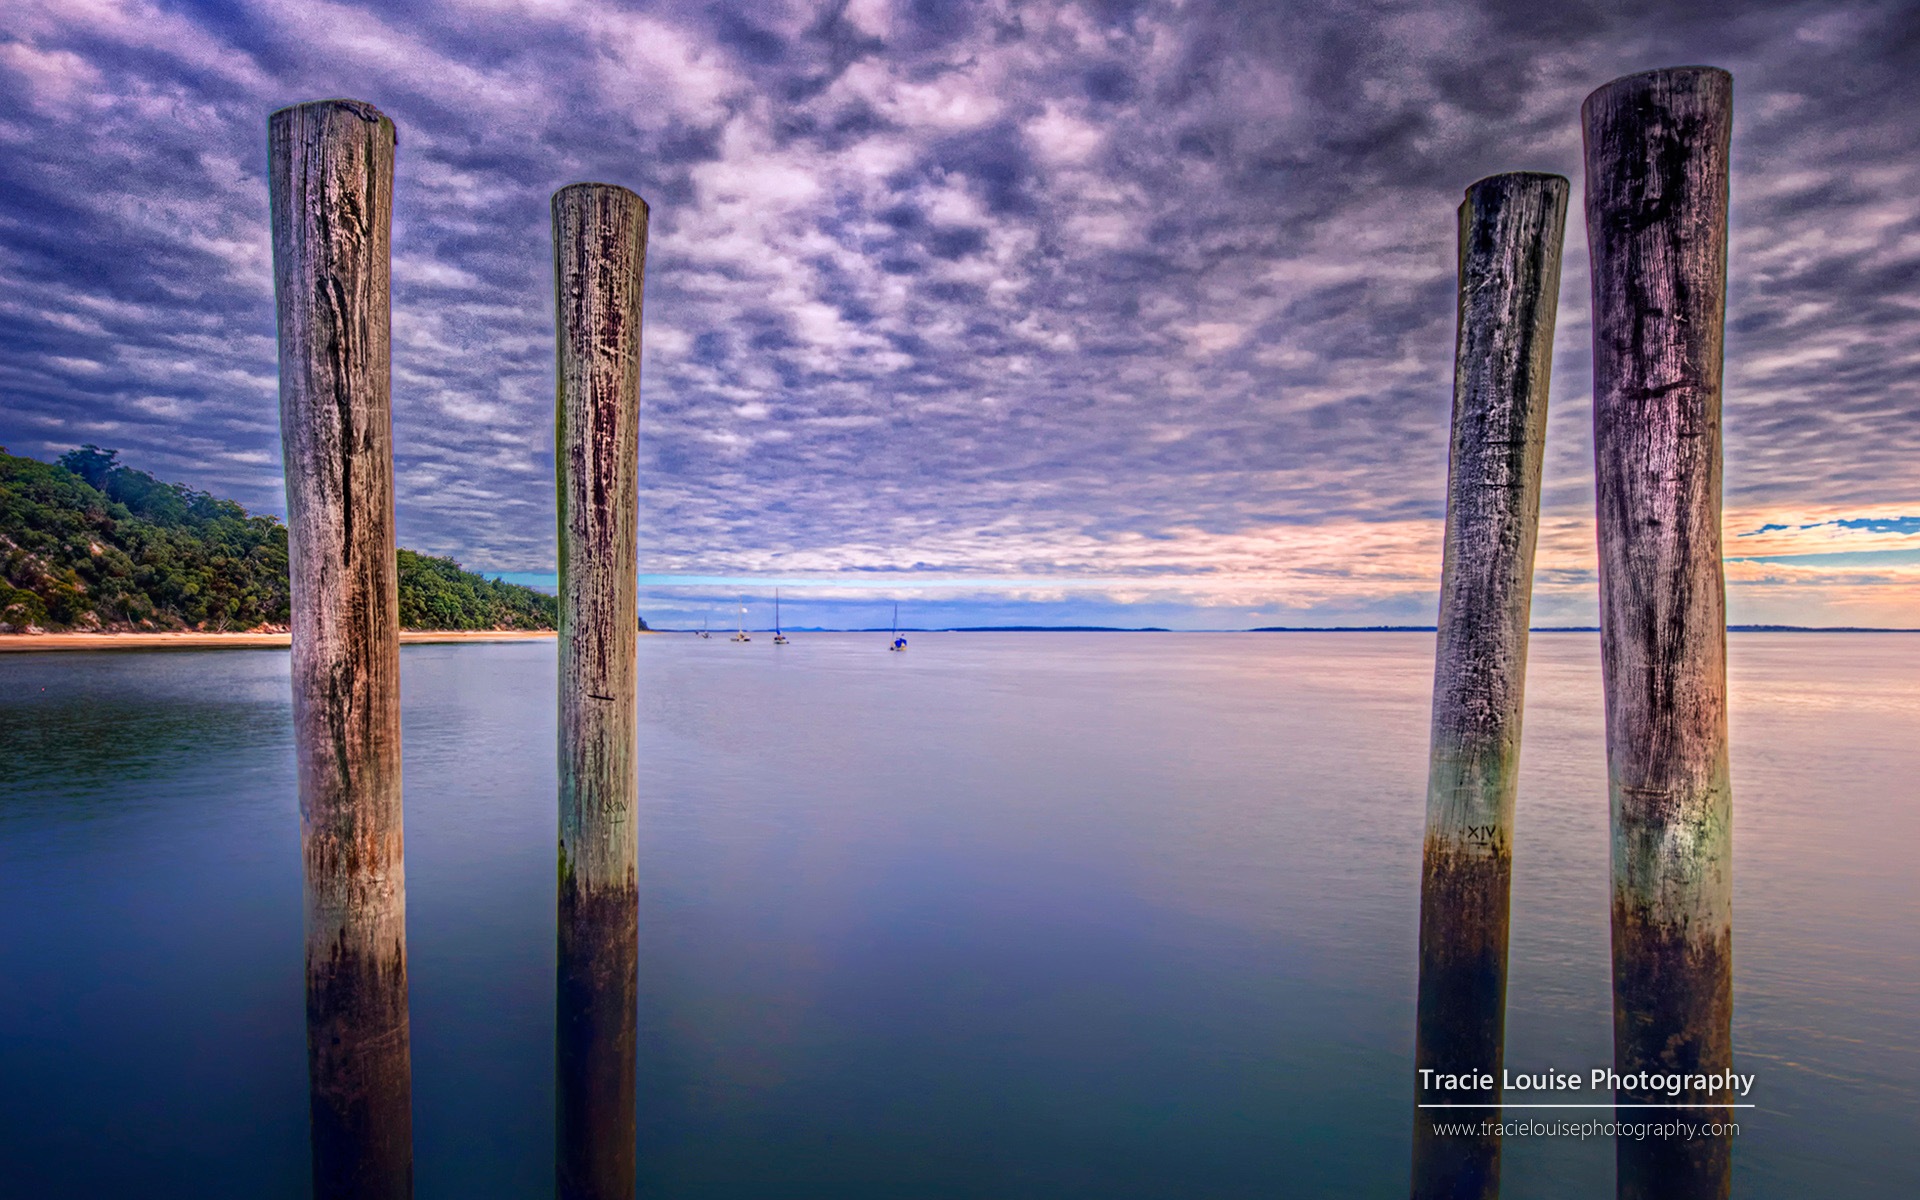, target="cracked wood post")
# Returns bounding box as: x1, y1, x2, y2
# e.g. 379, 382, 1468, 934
1411, 171, 1568, 1200
554, 182, 648, 1200
1584, 66, 1735, 1200
269, 98, 411, 1200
